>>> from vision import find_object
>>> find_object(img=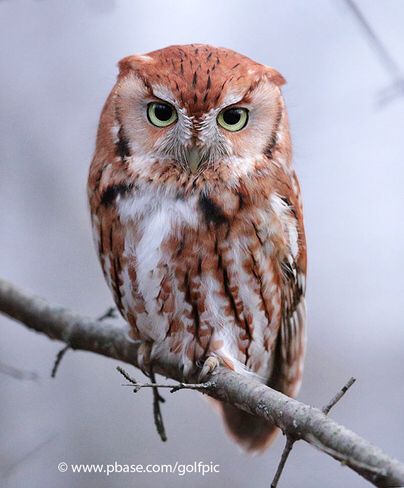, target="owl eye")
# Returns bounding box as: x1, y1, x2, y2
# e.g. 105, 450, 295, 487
147, 102, 178, 127
217, 107, 249, 132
